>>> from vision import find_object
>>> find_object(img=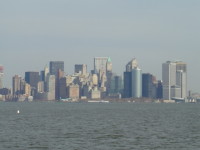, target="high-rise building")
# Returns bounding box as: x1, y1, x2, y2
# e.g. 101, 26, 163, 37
124, 72, 132, 98
94, 57, 108, 75
12, 75, 22, 96
94, 57, 113, 95
46, 75, 55, 100
50, 61, 64, 77
37, 81, 44, 93
75, 64, 87, 75
25, 72, 40, 89
156, 80, 163, 99
142, 73, 156, 98
110, 75, 123, 94
176, 70, 187, 99
124, 58, 142, 98
49, 61, 64, 100
41, 65, 49, 82
162, 61, 187, 100
132, 67, 142, 98
59, 77, 67, 99
106, 57, 112, 72
0, 65, 4, 89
